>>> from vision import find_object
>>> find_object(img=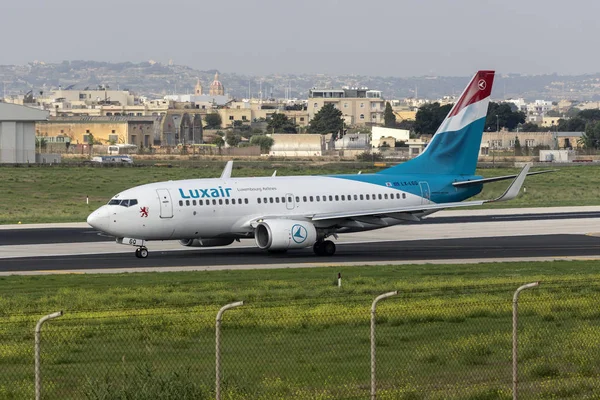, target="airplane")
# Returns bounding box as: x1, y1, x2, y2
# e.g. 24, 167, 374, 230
87, 70, 548, 258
